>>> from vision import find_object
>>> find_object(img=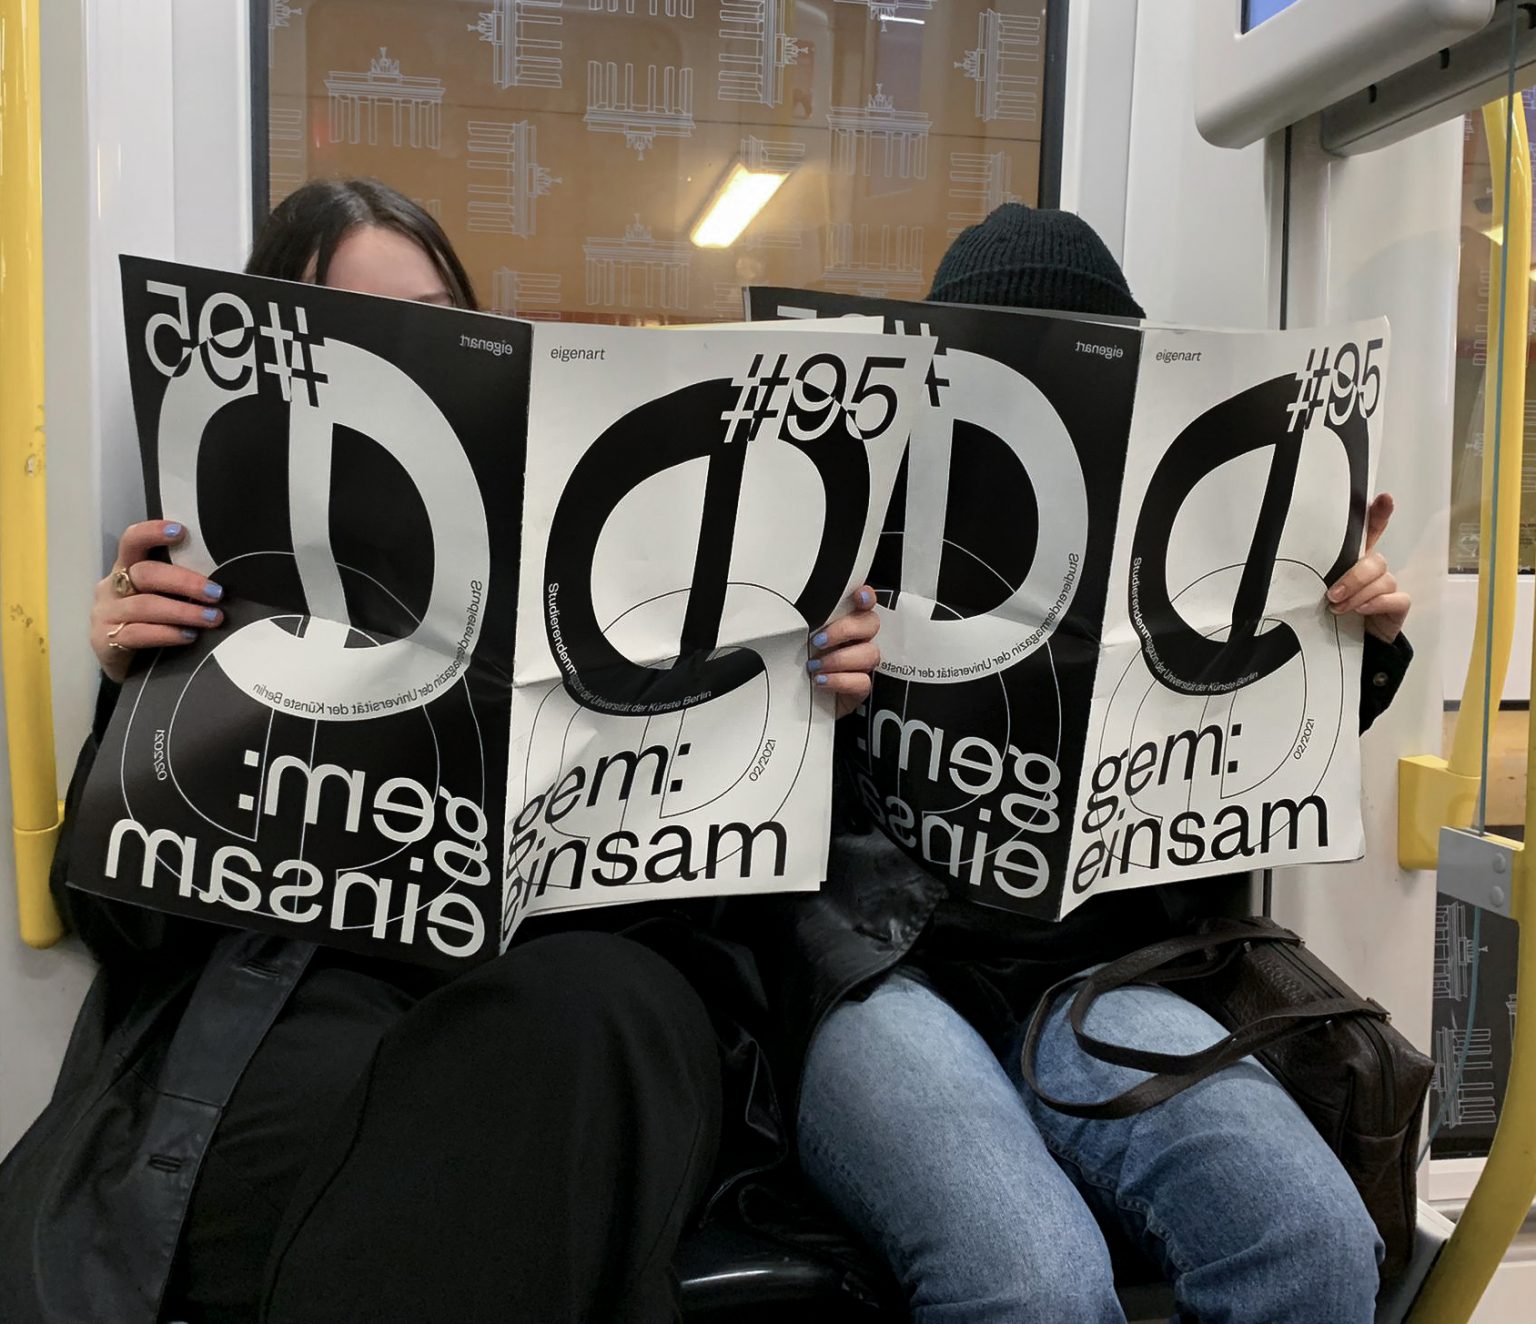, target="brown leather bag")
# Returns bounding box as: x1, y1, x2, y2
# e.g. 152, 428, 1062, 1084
1019, 915, 1434, 1278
